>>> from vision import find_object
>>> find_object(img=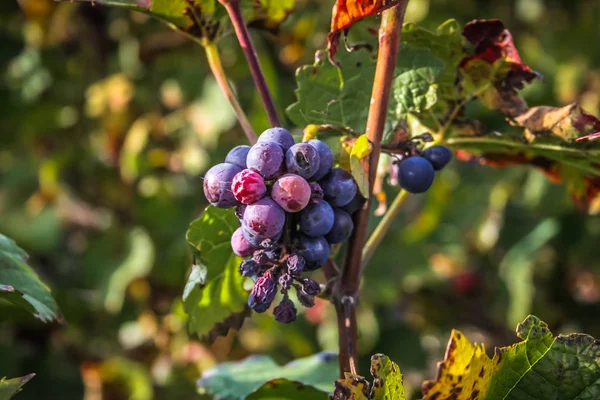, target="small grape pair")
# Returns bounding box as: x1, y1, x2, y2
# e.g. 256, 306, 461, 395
395, 145, 453, 193
203, 127, 362, 323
